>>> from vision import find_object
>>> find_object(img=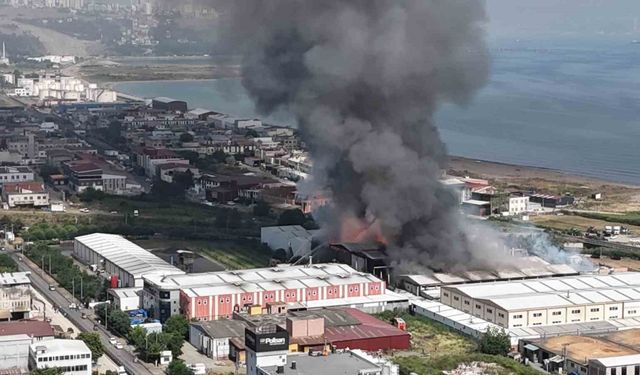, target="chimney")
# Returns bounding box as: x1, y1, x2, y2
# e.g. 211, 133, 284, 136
276, 366, 285, 374
291, 361, 297, 370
